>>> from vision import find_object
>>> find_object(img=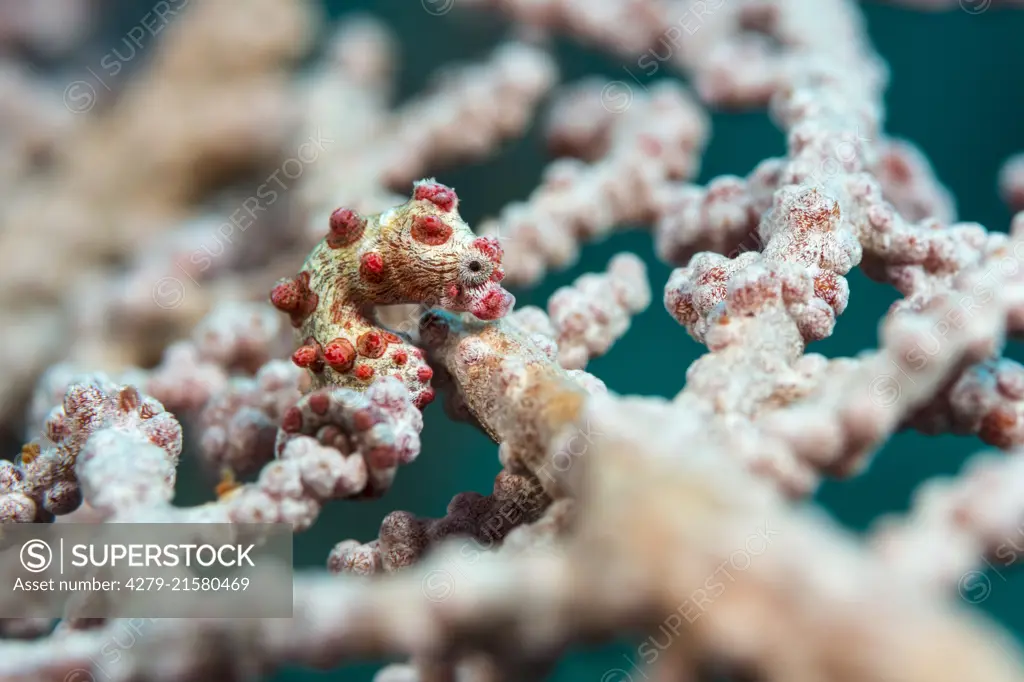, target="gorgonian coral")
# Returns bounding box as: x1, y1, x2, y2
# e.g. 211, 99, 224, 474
4, 3, 1024, 682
